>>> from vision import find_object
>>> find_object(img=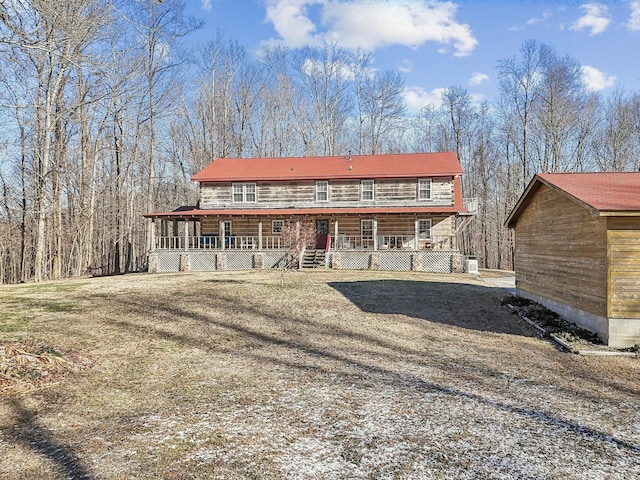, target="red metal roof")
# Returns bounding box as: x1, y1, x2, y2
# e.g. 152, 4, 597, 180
538, 172, 640, 212
144, 205, 464, 219
507, 172, 640, 227
191, 152, 463, 182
